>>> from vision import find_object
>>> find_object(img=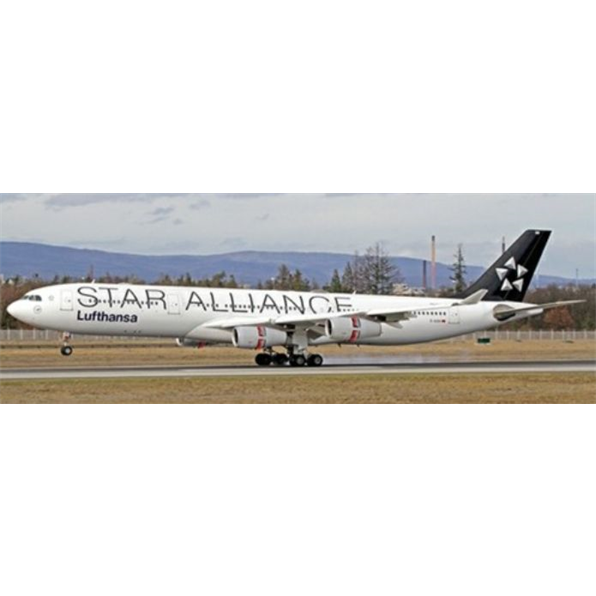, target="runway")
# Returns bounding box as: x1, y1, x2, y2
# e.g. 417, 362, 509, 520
1, 360, 594, 381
